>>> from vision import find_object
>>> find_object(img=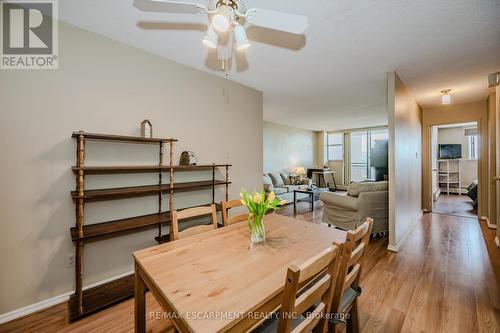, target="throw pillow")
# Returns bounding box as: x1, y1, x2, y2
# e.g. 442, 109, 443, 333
289, 175, 302, 185
269, 173, 284, 187
280, 173, 291, 185
262, 174, 275, 192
